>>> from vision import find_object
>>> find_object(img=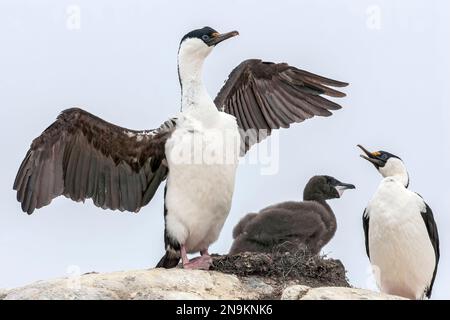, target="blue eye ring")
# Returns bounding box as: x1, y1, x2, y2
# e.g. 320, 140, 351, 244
202, 35, 210, 41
